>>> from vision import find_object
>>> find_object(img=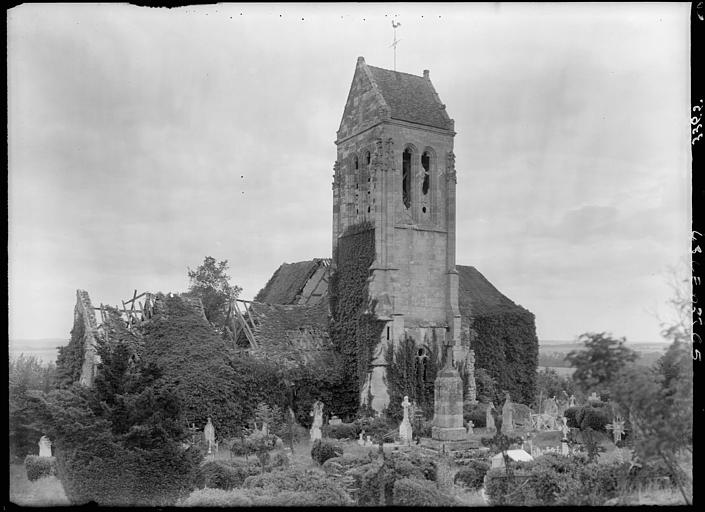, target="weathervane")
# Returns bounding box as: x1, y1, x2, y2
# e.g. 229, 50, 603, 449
390, 20, 401, 71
